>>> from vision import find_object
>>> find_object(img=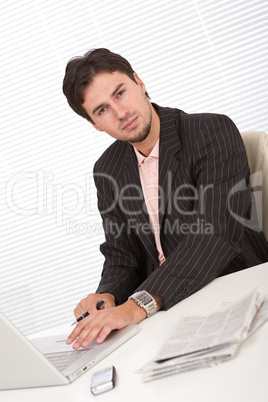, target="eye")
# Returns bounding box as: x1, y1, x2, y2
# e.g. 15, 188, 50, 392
98, 106, 107, 115
117, 90, 125, 98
